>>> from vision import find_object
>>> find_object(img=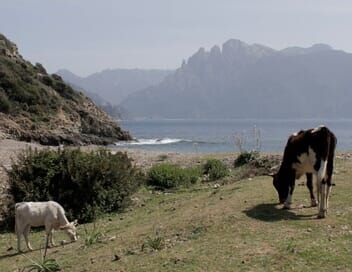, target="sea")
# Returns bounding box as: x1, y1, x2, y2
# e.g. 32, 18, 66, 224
114, 119, 352, 153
